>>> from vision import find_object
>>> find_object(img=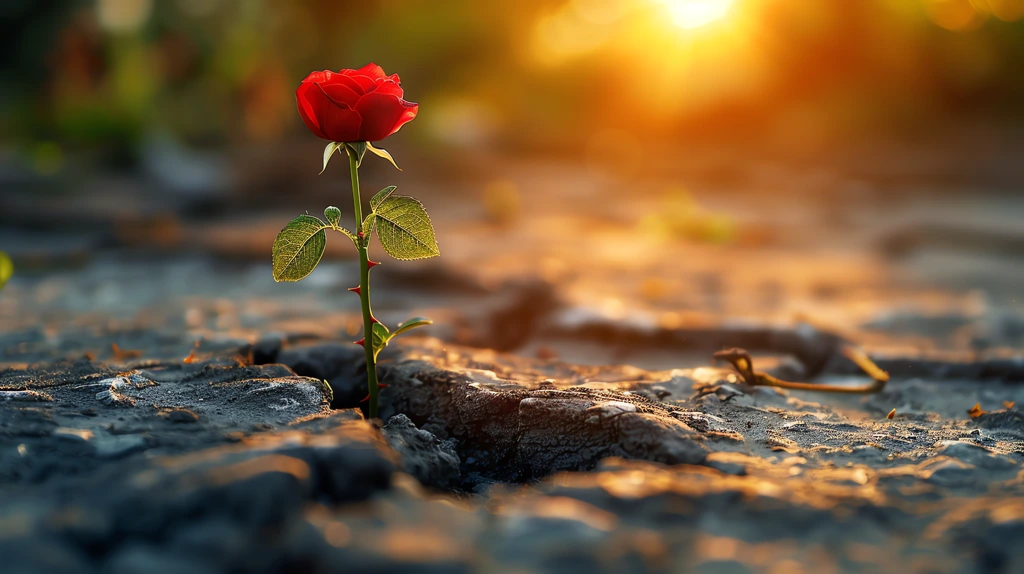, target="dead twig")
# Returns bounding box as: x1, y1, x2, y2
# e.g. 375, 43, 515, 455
713, 345, 889, 394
